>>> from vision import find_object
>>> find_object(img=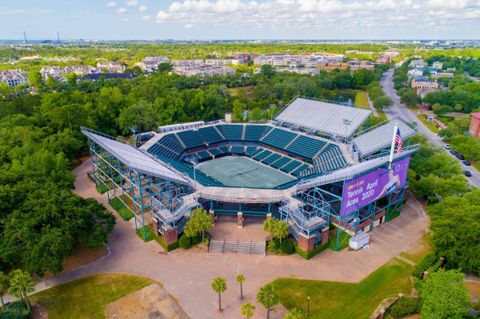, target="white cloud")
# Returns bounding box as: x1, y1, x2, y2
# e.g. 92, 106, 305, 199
117, 7, 128, 14
142, 15, 151, 20
154, 0, 480, 31
106, 1, 117, 7
138, 5, 147, 12
126, 0, 138, 6
121, 17, 130, 22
